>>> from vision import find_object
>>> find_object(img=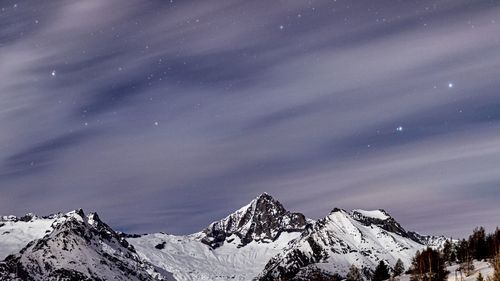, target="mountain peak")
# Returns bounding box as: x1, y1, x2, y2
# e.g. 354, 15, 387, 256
349, 208, 415, 239
0, 209, 166, 281
330, 207, 347, 214
351, 209, 391, 221
259, 207, 428, 281
87, 212, 102, 227
255, 192, 272, 200
199, 193, 308, 248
